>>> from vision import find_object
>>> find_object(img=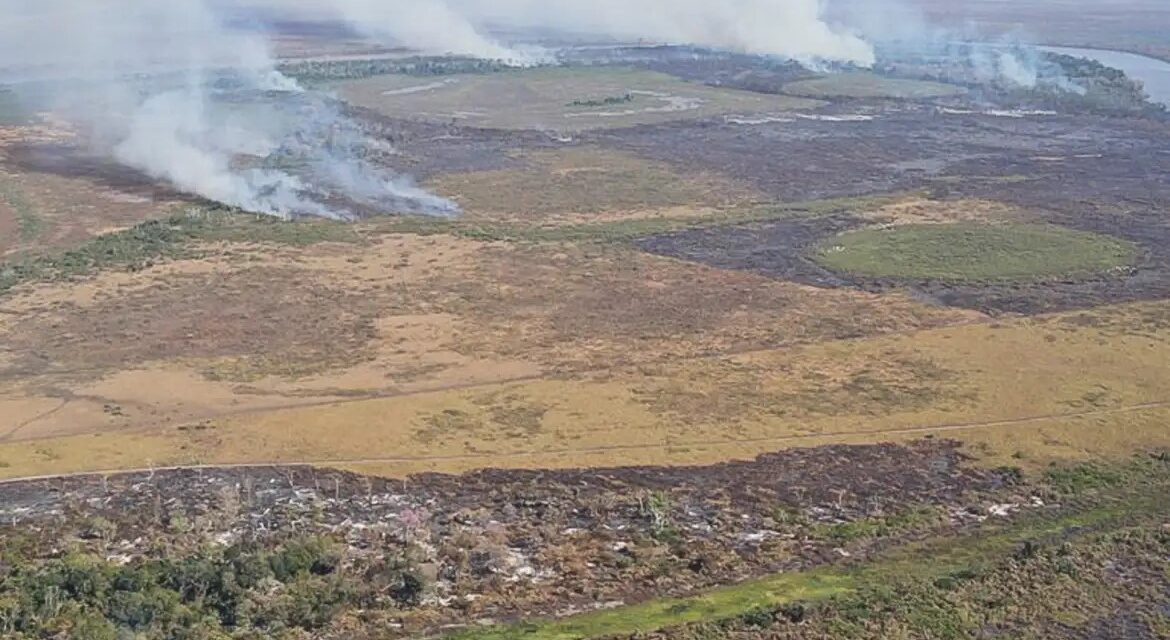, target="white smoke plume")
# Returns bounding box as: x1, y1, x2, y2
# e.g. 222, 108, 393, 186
830, 0, 1098, 91
0, 0, 459, 219
269, 0, 876, 66
0, 0, 885, 219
